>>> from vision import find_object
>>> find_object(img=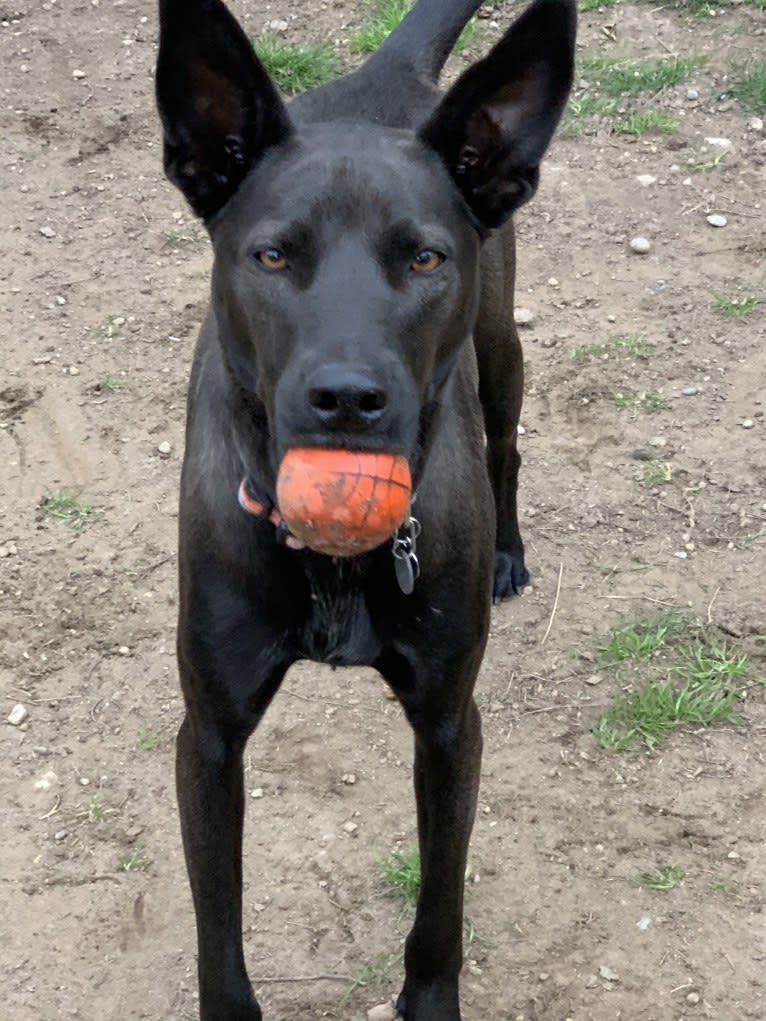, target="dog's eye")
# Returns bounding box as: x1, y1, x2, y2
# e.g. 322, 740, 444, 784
411, 249, 445, 274
255, 248, 288, 271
